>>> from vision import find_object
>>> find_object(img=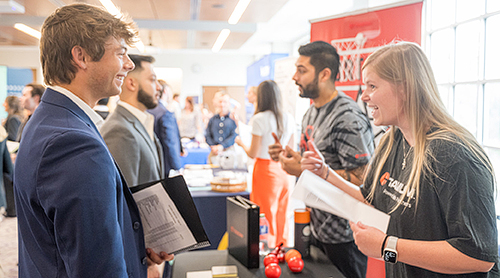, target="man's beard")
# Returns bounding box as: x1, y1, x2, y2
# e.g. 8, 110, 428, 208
137, 87, 157, 110
298, 74, 320, 99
